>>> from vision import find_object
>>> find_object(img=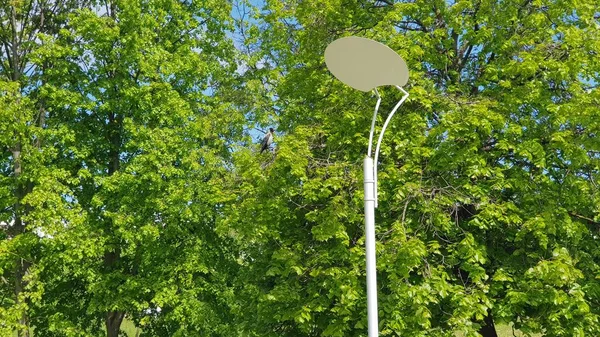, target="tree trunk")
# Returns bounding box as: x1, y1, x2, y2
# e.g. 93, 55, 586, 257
15, 258, 30, 337
102, 4, 127, 335
11, 125, 30, 337
478, 309, 498, 337
103, 248, 124, 336
8, 4, 29, 333
12, 151, 30, 337
106, 311, 125, 337
104, 105, 124, 335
